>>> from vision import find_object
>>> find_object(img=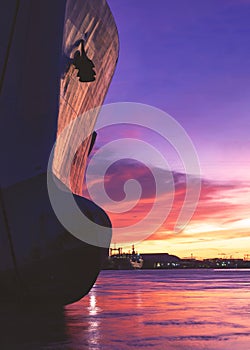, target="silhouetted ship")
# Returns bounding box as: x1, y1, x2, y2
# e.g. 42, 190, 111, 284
104, 245, 144, 270
130, 245, 144, 269
0, 0, 118, 305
